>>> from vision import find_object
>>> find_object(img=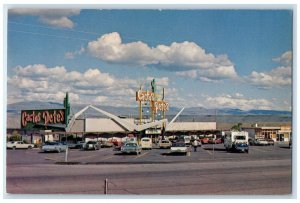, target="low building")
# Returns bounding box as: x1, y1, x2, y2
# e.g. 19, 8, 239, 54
242, 125, 291, 142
